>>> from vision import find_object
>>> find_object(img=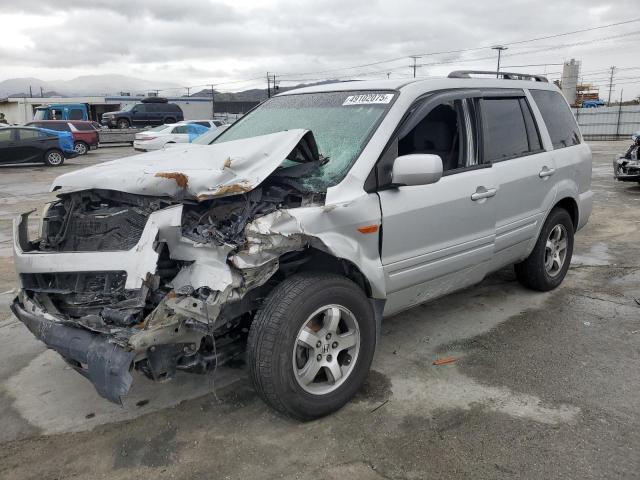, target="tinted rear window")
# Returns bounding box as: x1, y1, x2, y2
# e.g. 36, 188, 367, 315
481, 98, 531, 162
530, 89, 581, 149
169, 104, 182, 113
73, 123, 96, 131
